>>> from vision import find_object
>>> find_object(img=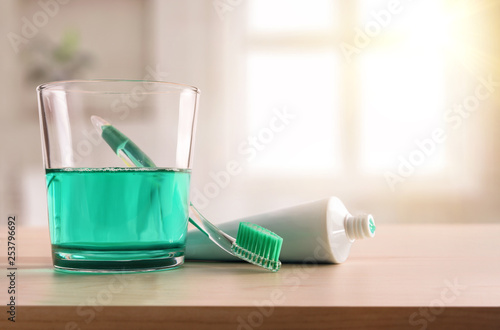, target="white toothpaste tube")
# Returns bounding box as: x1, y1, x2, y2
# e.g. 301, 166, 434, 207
185, 196, 376, 264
